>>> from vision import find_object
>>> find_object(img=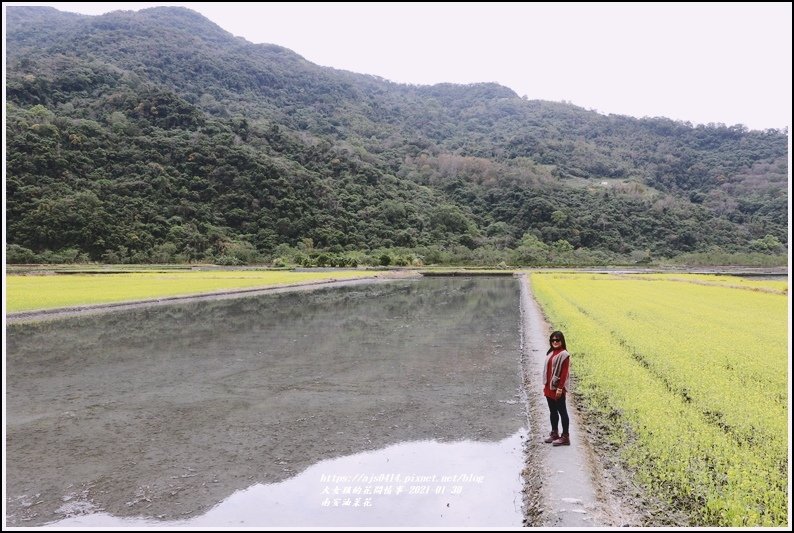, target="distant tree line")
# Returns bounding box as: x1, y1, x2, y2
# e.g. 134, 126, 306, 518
4, 6, 788, 266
